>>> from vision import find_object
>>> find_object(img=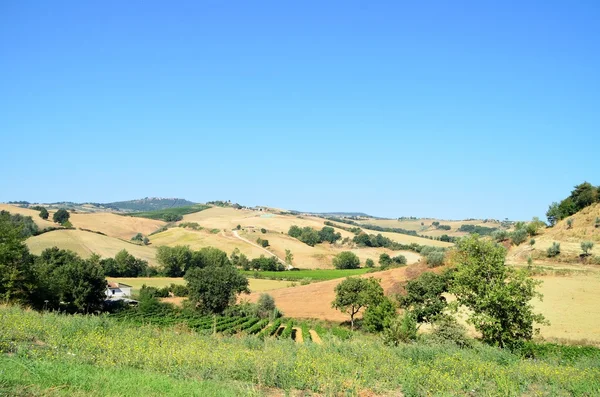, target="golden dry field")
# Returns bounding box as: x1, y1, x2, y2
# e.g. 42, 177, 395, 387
107, 277, 291, 293
68, 212, 165, 240
355, 217, 503, 238
27, 229, 158, 266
